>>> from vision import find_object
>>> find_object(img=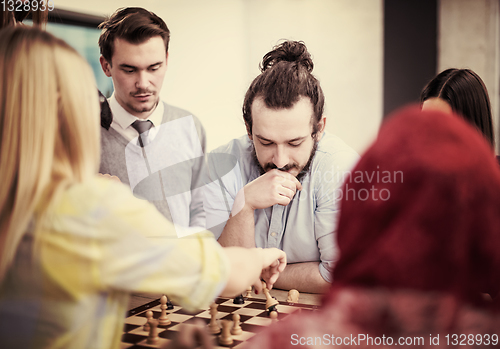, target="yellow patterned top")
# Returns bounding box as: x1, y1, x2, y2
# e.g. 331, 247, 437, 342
0, 177, 229, 349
